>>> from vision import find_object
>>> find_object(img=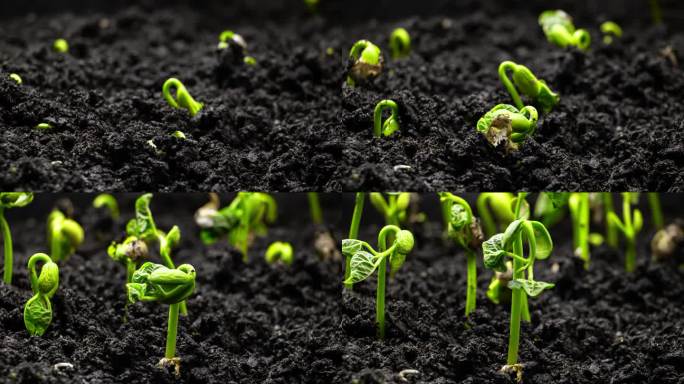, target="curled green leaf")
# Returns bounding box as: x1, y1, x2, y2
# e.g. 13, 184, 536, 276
0, 192, 34, 208
476, 104, 538, 152
127, 262, 196, 305
482, 233, 507, 272
265, 241, 294, 266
